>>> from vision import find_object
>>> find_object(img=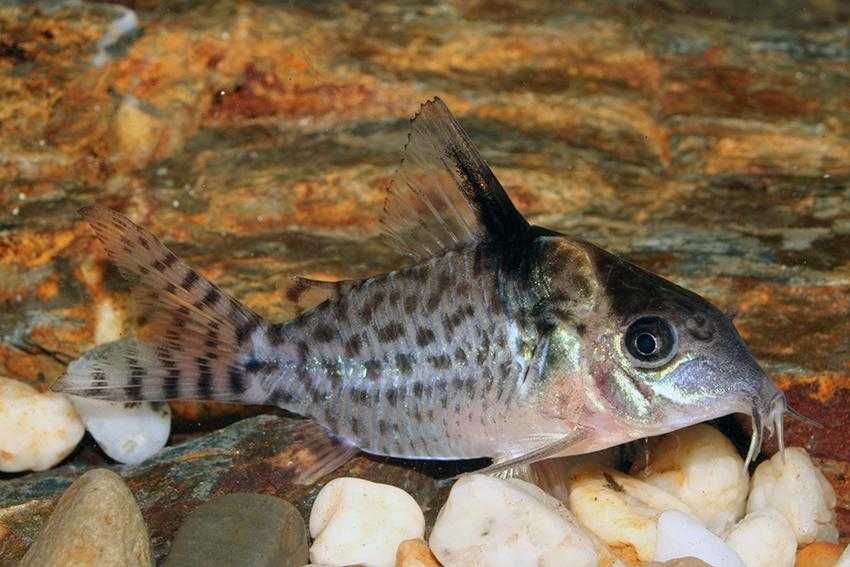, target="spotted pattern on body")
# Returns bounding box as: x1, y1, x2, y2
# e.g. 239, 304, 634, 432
255, 245, 545, 459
